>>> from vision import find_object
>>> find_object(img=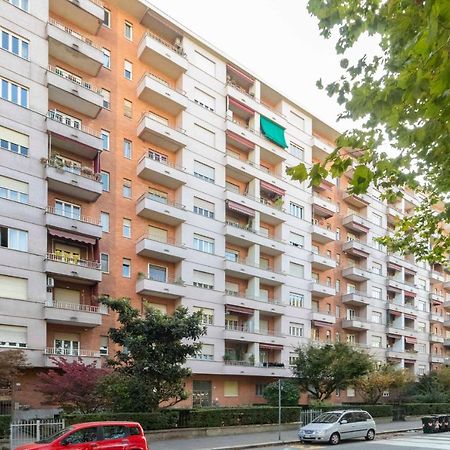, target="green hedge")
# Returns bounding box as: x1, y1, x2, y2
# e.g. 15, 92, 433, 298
403, 403, 450, 416
0, 415, 11, 439
319, 404, 393, 418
